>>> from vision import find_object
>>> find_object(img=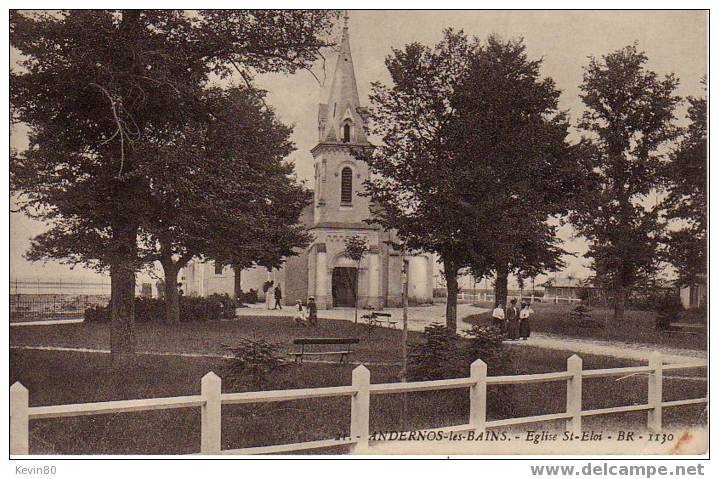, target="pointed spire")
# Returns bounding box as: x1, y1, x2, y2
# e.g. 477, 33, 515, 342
316, 11, 368, 145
